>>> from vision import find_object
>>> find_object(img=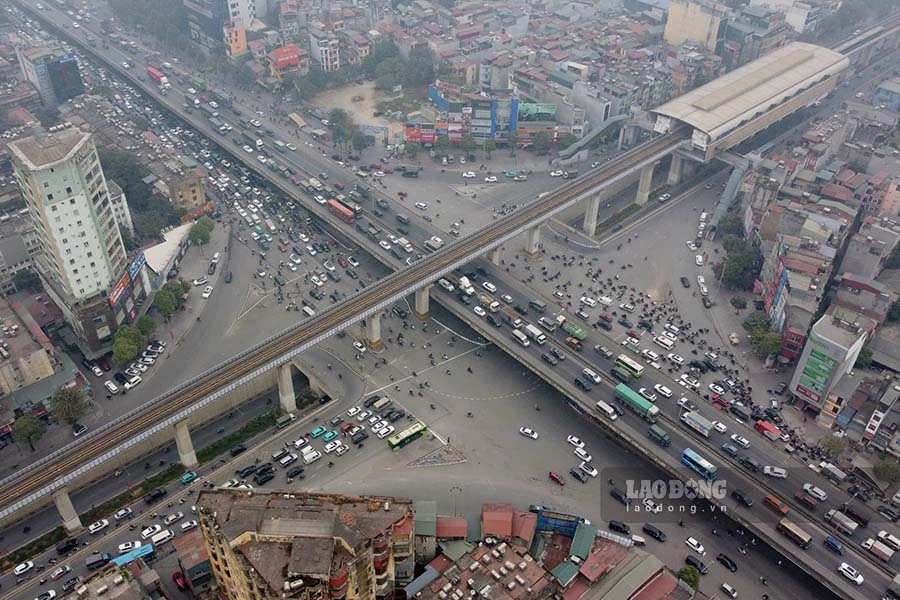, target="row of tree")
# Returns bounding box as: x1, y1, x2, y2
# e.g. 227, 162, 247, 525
12, 387, 89, 451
